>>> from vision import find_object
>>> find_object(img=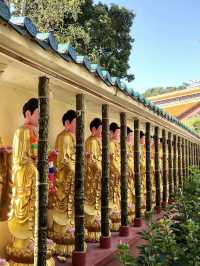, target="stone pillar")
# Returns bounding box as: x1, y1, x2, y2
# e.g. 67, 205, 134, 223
72, 94, 86, 266
178, 136, 182, 188
100, 104, 111, 249
134, 119, 142, 226
154, 127, 161, 213
173, 135, 177, 193
35, 76, 49, 266
162, 129, 167, 208
168, 132, 173, 203
119, 112, 129, 236
145, 122, 152, 212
